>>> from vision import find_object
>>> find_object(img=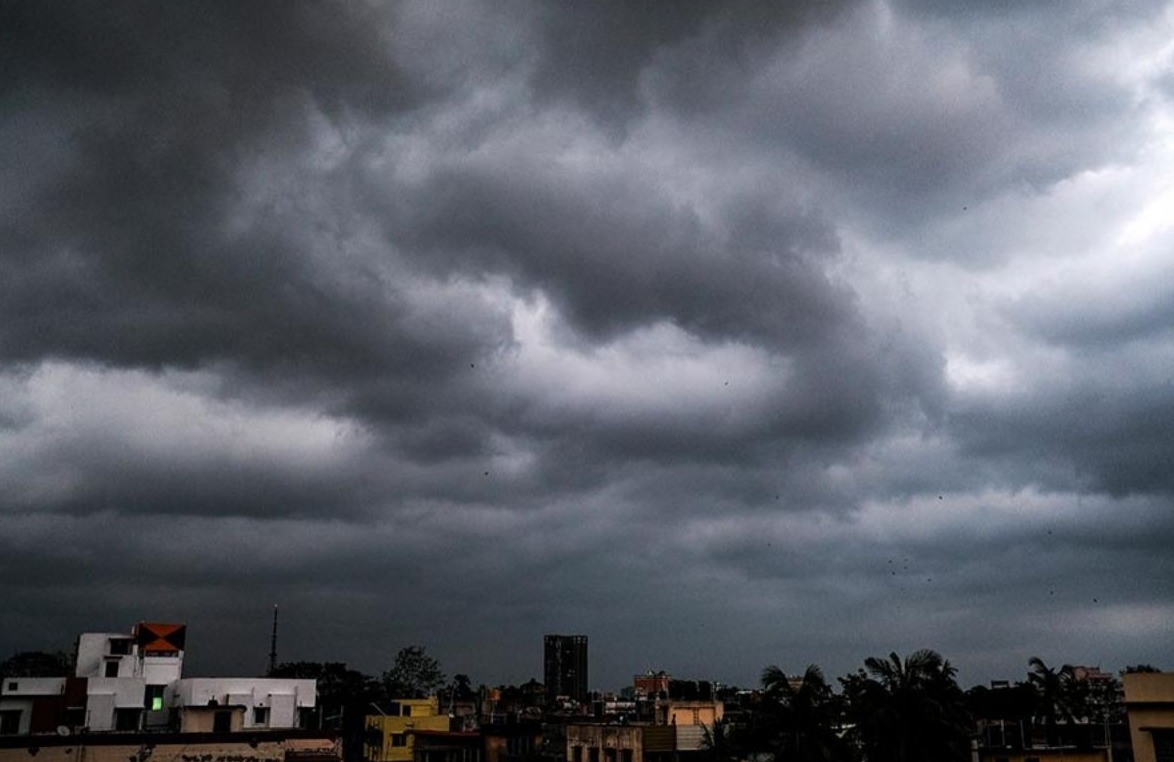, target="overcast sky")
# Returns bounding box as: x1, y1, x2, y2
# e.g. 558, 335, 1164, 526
3, 0, 1174, 691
